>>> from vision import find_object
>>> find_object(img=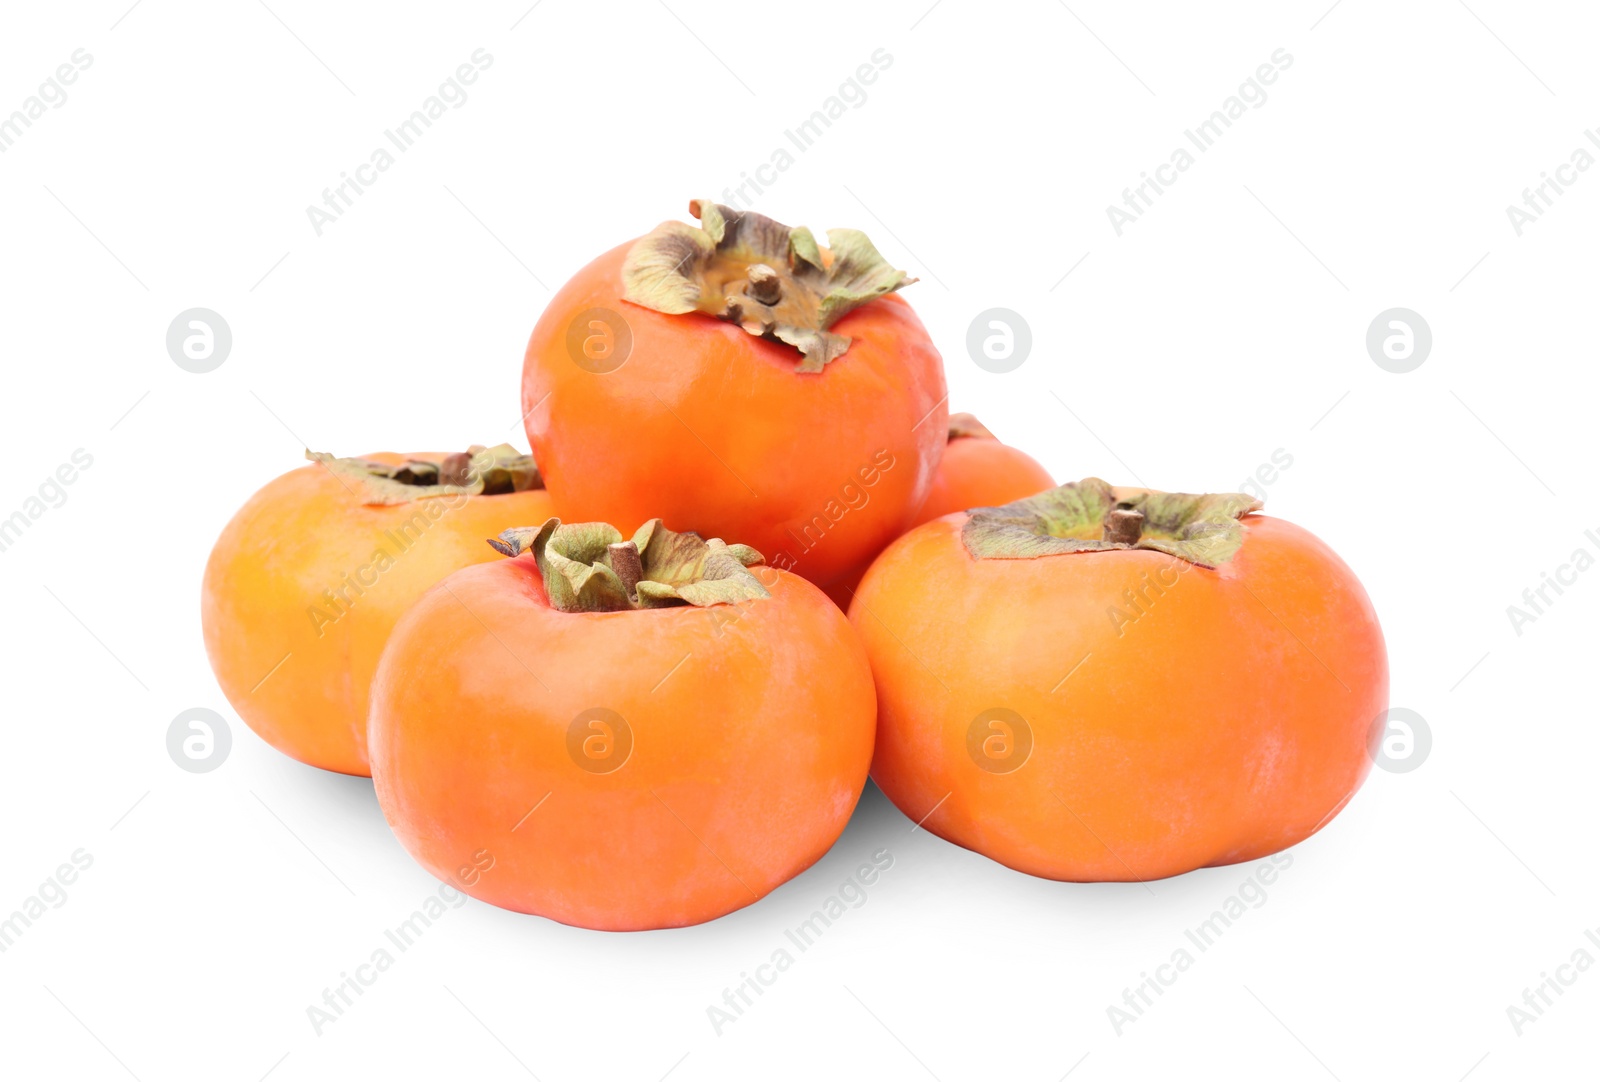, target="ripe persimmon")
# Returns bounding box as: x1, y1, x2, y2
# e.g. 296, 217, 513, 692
369, 518, 876, 931
912, 413, 1054, 528
201, 446, 553, 776
824, 413, 1054, 608
848, 479, 1388, 881
521, 199, 947, 589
